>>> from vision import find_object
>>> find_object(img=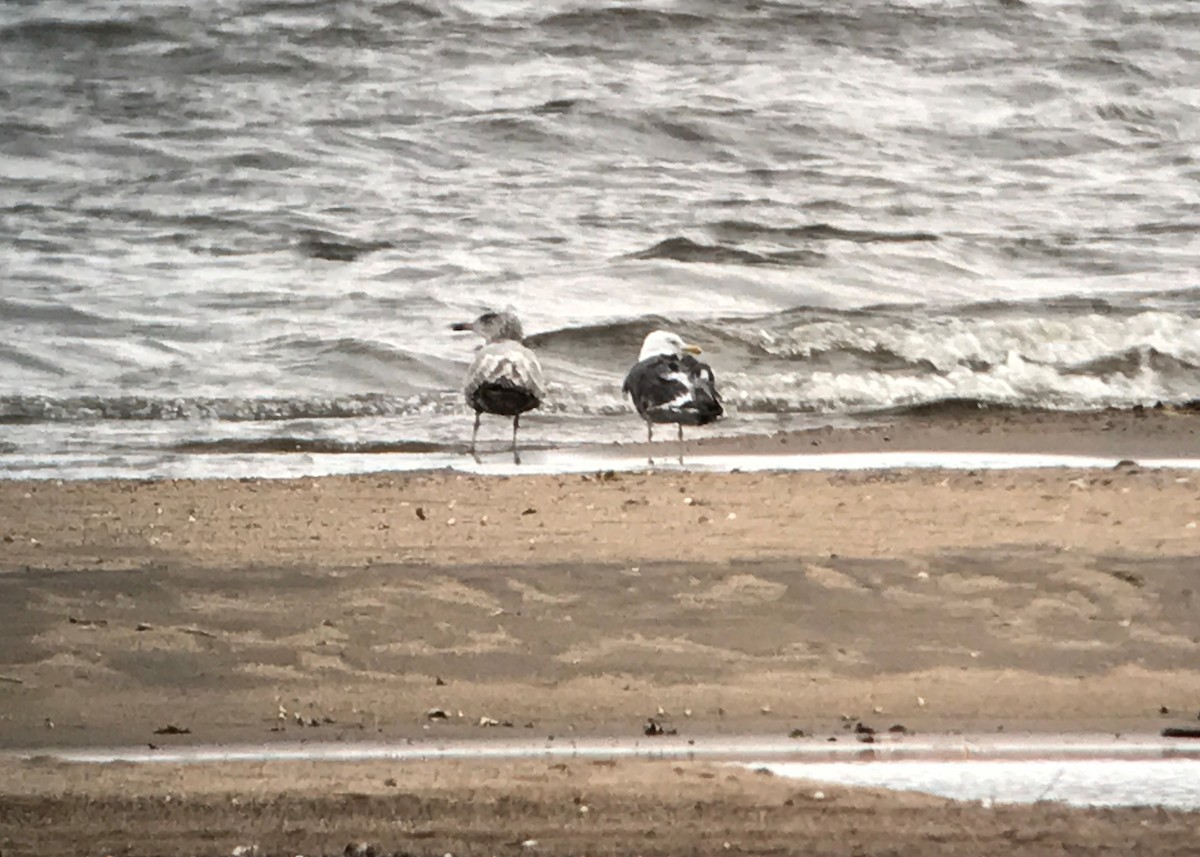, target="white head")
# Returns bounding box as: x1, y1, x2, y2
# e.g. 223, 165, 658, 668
638, 329, 702, 362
